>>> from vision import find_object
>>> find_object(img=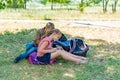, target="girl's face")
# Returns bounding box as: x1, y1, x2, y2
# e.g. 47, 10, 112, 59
53, 34, 61, 41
